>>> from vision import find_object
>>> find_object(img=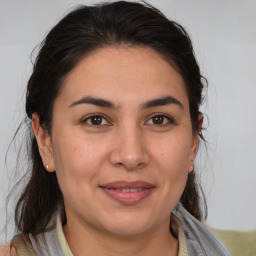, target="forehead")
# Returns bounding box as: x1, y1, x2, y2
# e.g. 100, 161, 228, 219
58, 46, 188, 108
